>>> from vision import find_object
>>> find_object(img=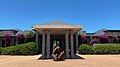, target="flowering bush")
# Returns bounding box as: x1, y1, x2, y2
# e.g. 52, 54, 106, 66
17, 34, 25, 44
89, 39, 96, 45
98, 34, 108, 39
98, 34, 109, 43
4, 34, 12, 47
81, 36, 87, 44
